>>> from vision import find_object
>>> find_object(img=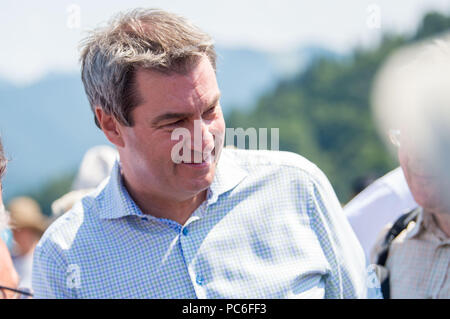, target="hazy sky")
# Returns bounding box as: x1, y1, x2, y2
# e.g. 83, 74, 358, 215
1, 0, 449, 85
